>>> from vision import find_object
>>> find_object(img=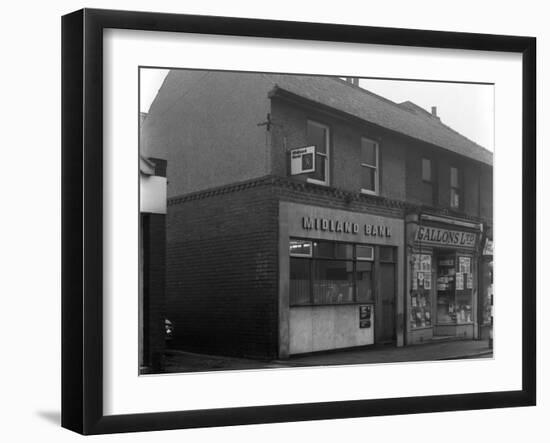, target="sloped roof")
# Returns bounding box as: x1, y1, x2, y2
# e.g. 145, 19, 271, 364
265, 74, 492, 166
